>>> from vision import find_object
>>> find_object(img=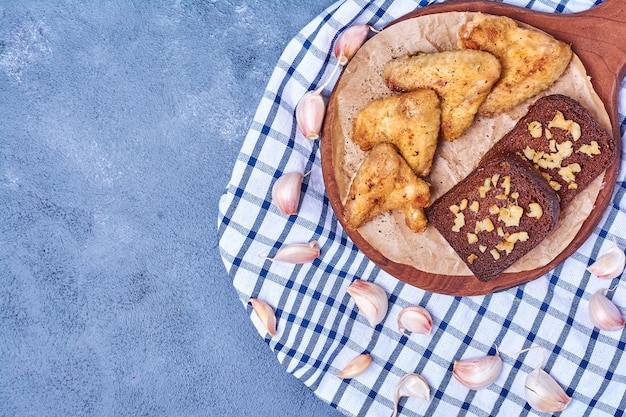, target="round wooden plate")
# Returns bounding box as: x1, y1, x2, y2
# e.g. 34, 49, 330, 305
321, 0, 625, 296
